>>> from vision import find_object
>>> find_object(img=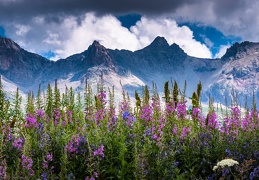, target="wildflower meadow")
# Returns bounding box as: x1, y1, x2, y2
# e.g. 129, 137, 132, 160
0, 77, 259, 179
